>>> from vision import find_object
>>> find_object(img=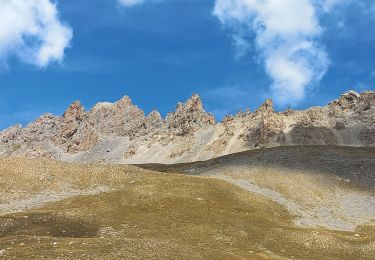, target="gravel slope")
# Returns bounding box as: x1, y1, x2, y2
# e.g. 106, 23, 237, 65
0, 157, 374, 259
139, 146, 375, 231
